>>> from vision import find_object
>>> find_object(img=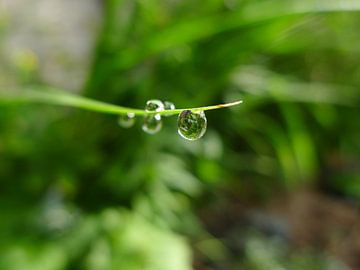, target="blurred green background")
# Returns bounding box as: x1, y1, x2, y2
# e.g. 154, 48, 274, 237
0, 0, 359, 269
